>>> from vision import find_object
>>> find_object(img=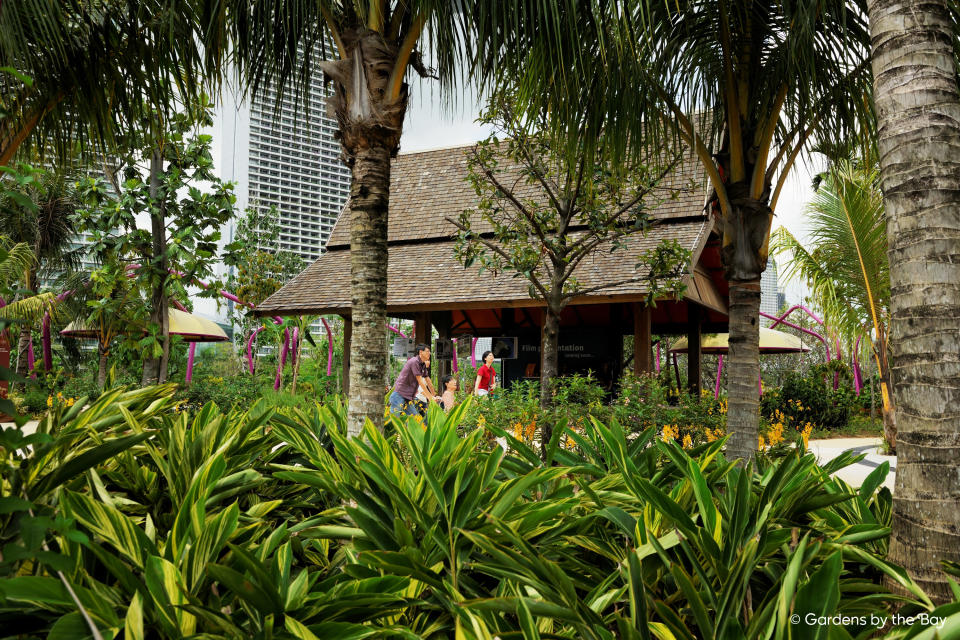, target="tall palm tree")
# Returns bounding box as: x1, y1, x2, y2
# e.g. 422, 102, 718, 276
224, 1, 605, 436
869, 0, 960, 603
772, 160, 894, 449
622, 1, 873, 462
485, 1, 873, 462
